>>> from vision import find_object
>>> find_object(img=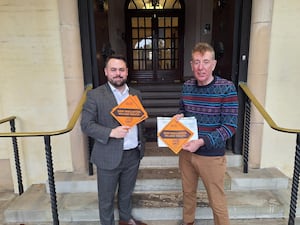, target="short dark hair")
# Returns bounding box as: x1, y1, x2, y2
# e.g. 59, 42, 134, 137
105, 54, 128, 67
